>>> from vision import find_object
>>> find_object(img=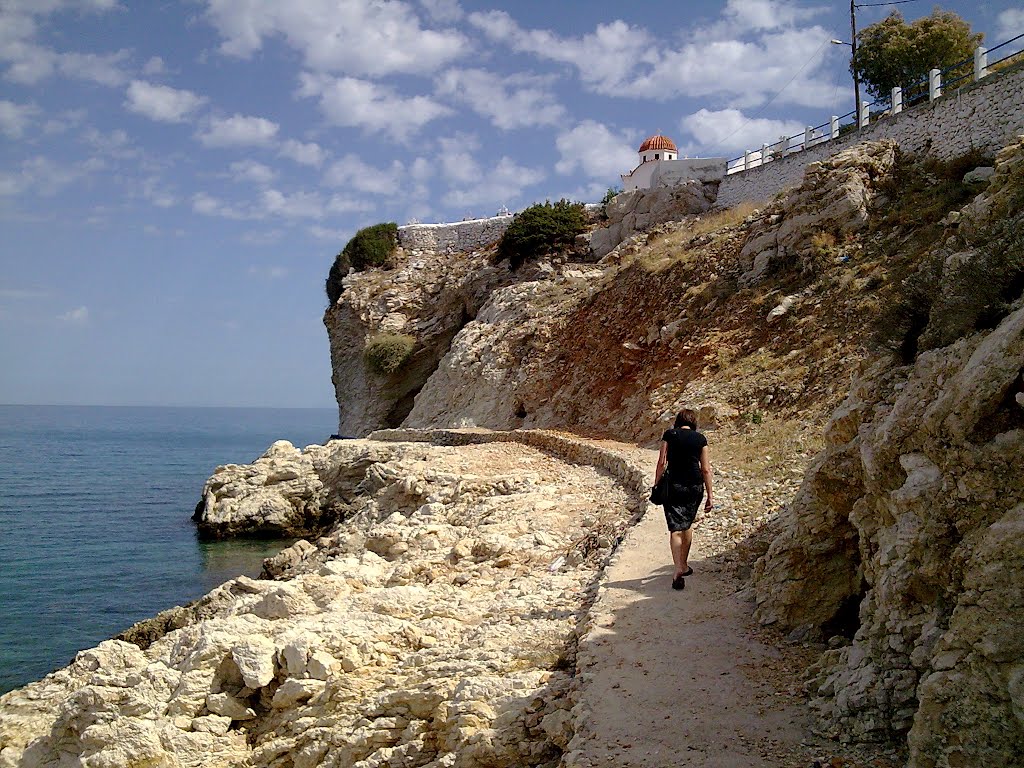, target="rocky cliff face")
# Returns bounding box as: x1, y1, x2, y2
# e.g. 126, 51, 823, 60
323, 246, 513, 437
751, 137, 1024, 766
326, 143, 906, 446
0, 433, 645, 768
315, 137, 1024, 764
